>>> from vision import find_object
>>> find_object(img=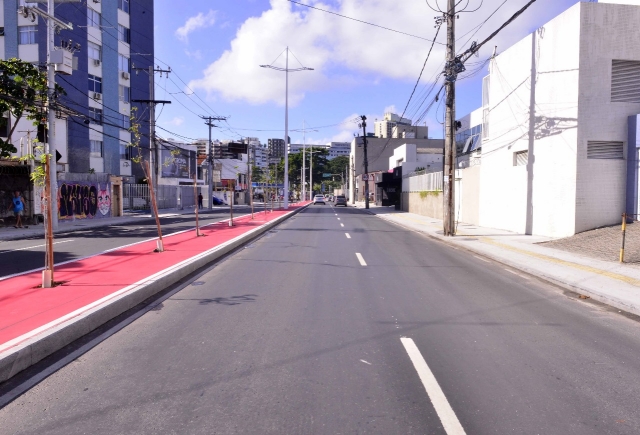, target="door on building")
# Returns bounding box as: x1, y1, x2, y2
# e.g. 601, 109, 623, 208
112, 184, 122, 217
